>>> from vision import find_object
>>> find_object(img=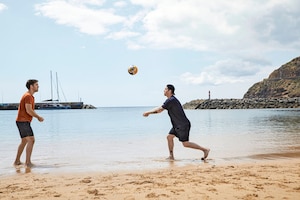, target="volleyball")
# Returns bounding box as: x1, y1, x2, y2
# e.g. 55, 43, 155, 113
128, 65, 138, 75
